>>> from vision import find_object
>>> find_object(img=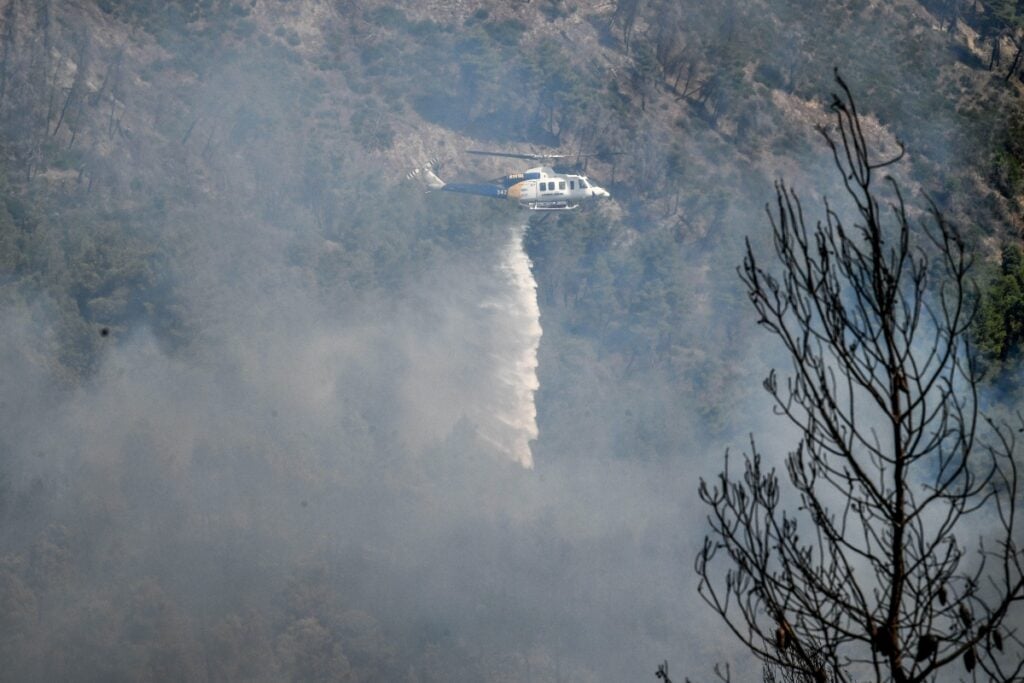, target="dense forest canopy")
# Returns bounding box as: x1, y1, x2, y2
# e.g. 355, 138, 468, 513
0, 0, 1022, 681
